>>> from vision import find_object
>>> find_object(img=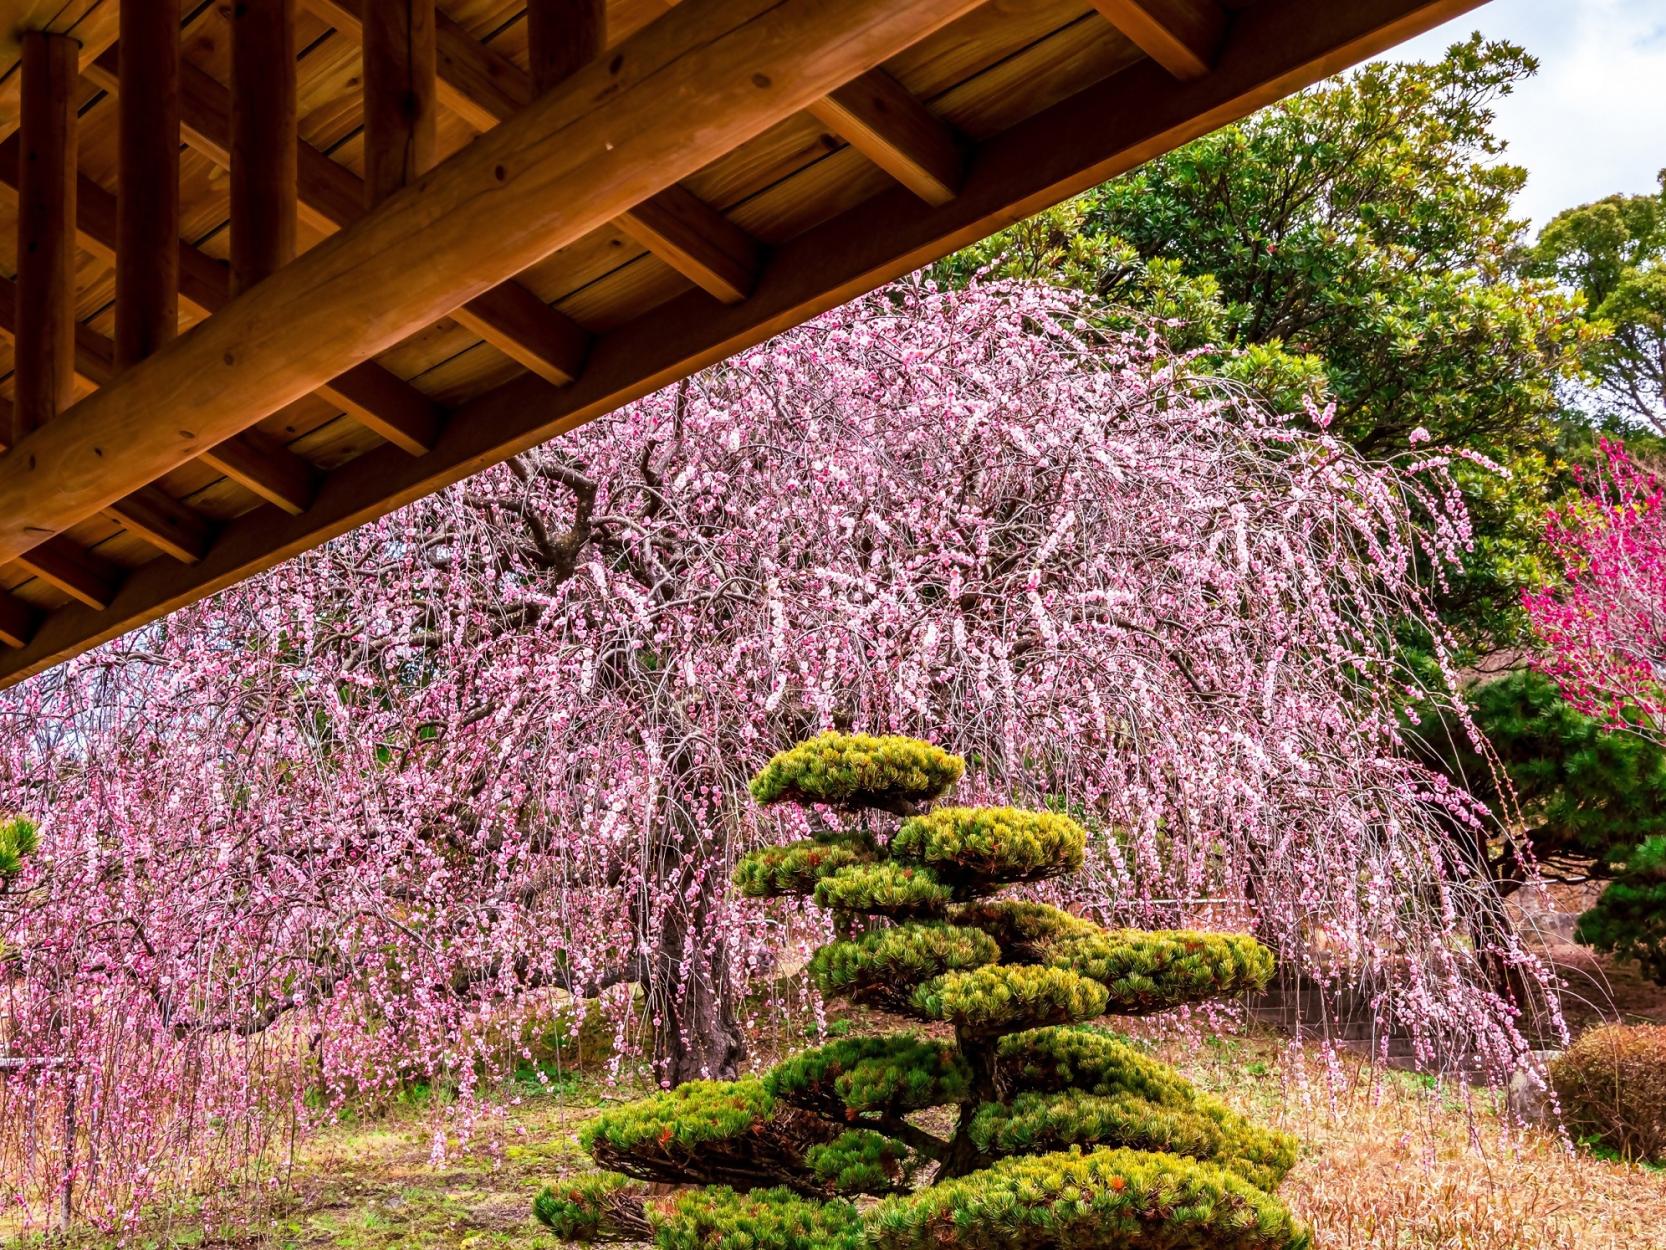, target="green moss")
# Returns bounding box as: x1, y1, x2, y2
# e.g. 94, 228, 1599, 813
968, 1091, 1298, 1191
765, 1033, 973, 1118
808, 922, 999, 1008
1051, 930, 1275, 1015
734, 834, 876, 899
804, 1129, 914, 1195
812, 862, 953, 918
749, 732, 964, 810
913, 965, 1108, 1037
892, 807, 1086, 893
650, 1186, 866, 1250
868, 1147, 1310, 1250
